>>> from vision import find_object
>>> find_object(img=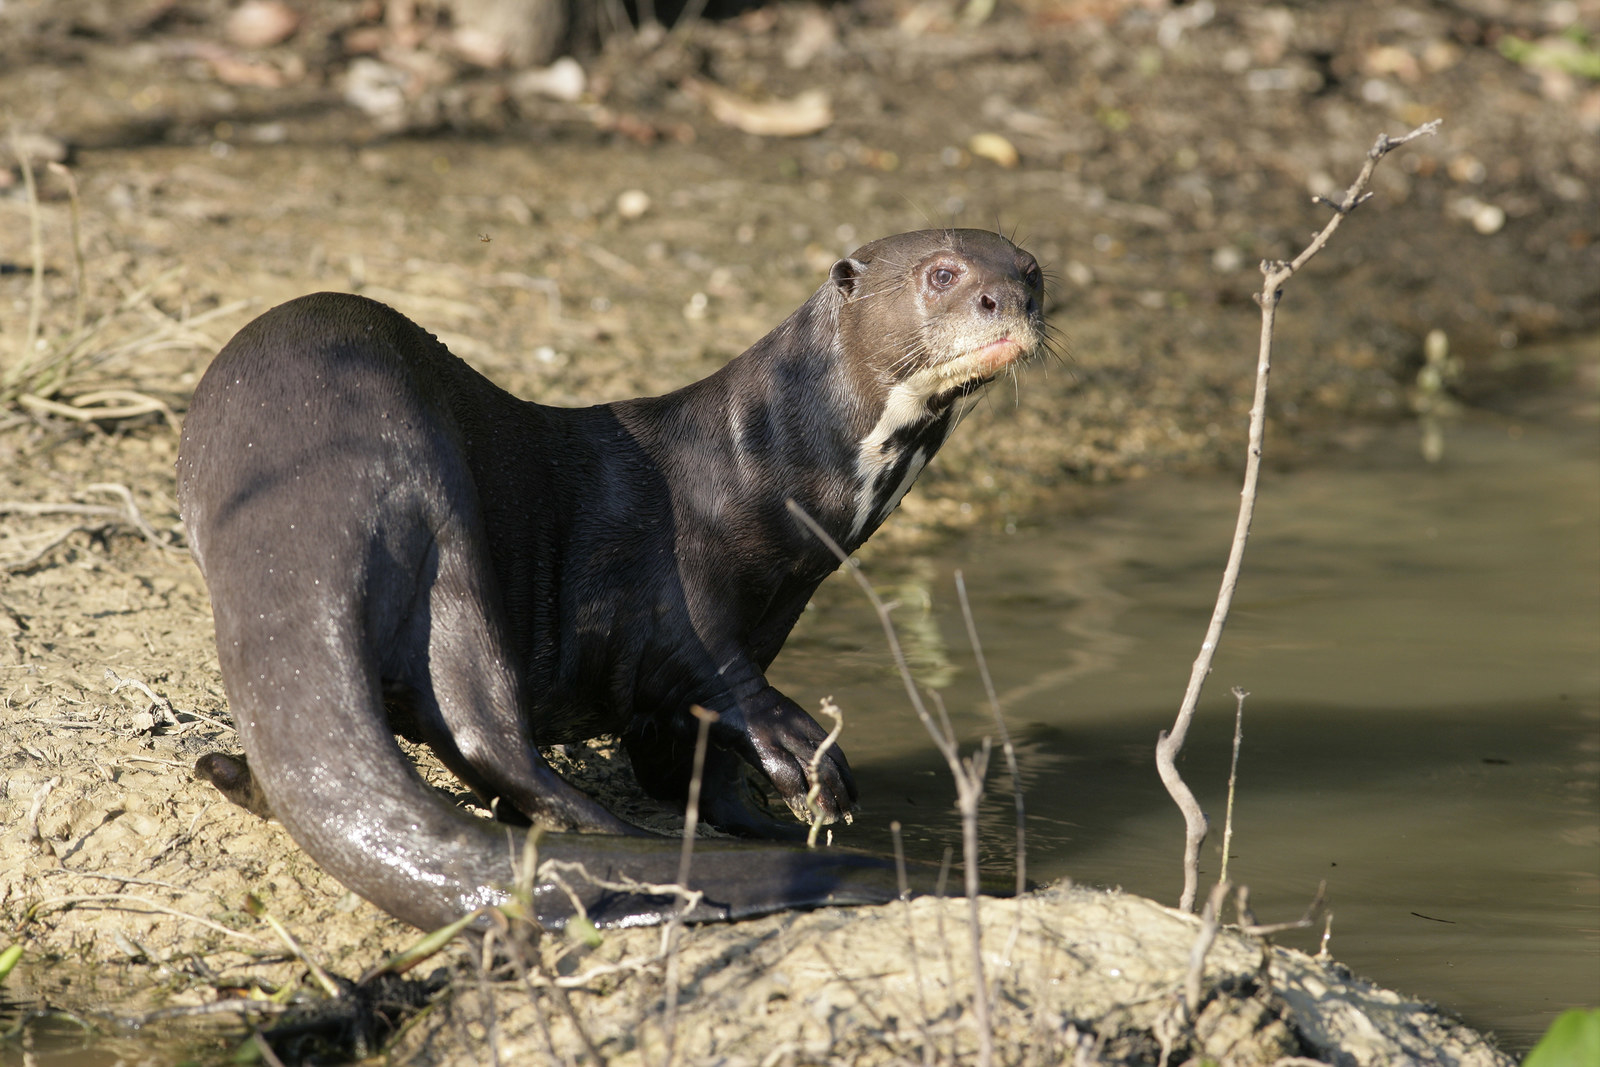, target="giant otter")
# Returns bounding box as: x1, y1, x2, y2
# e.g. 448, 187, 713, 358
177, 228, 1045, 930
